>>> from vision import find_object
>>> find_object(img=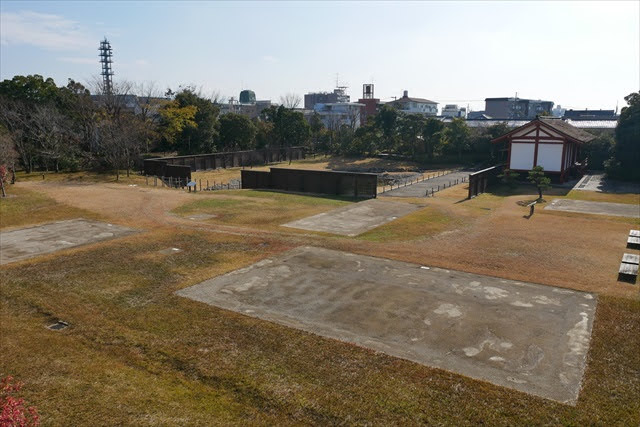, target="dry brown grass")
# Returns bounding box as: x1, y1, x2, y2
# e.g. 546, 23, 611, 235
2, 163, 639, 424
0, 186, 101, 230
1, 227, 638, 425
